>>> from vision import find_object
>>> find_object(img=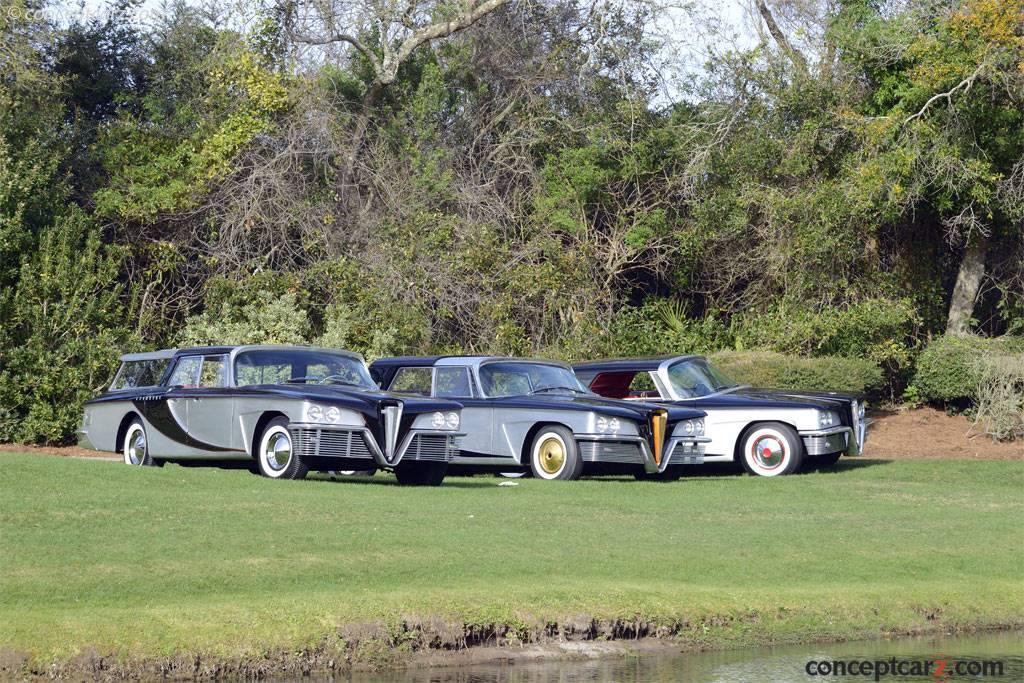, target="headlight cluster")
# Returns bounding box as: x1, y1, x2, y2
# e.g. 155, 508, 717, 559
818, 411, 838, 428
596, 416, 621, 434
306, 404, 342, 423
431, 411, 460, 430
681, 418, 705, 436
